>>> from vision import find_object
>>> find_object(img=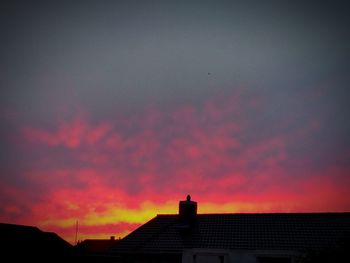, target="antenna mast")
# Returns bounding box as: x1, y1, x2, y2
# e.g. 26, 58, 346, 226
74, 220, 78, 245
